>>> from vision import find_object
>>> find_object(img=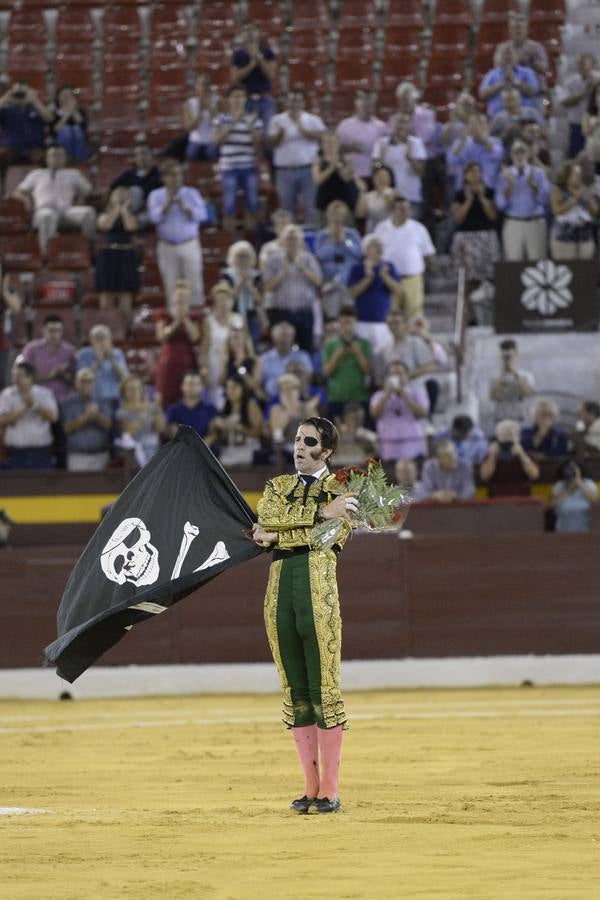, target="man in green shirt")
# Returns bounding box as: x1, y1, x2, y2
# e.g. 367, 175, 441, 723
322, 306, 371, 418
